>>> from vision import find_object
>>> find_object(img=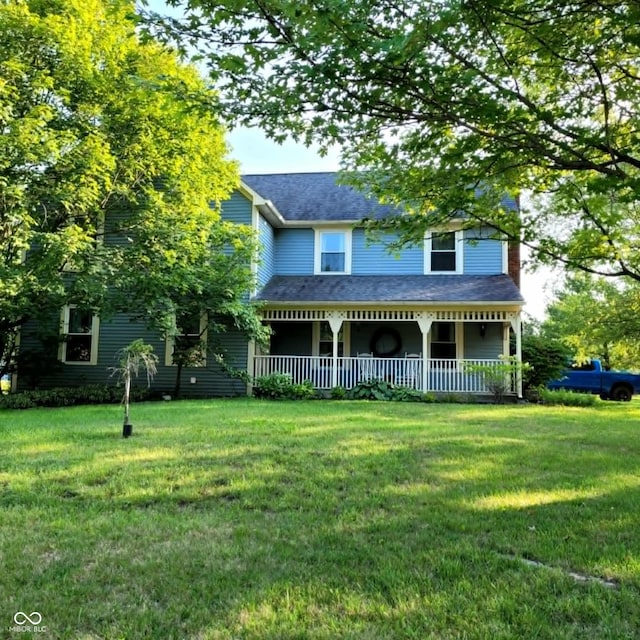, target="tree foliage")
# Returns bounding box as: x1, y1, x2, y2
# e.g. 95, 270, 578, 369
1, 0, 263, 377
540, 274, 640, 370
145, 0, 640, 279
520, 332, 571, 391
